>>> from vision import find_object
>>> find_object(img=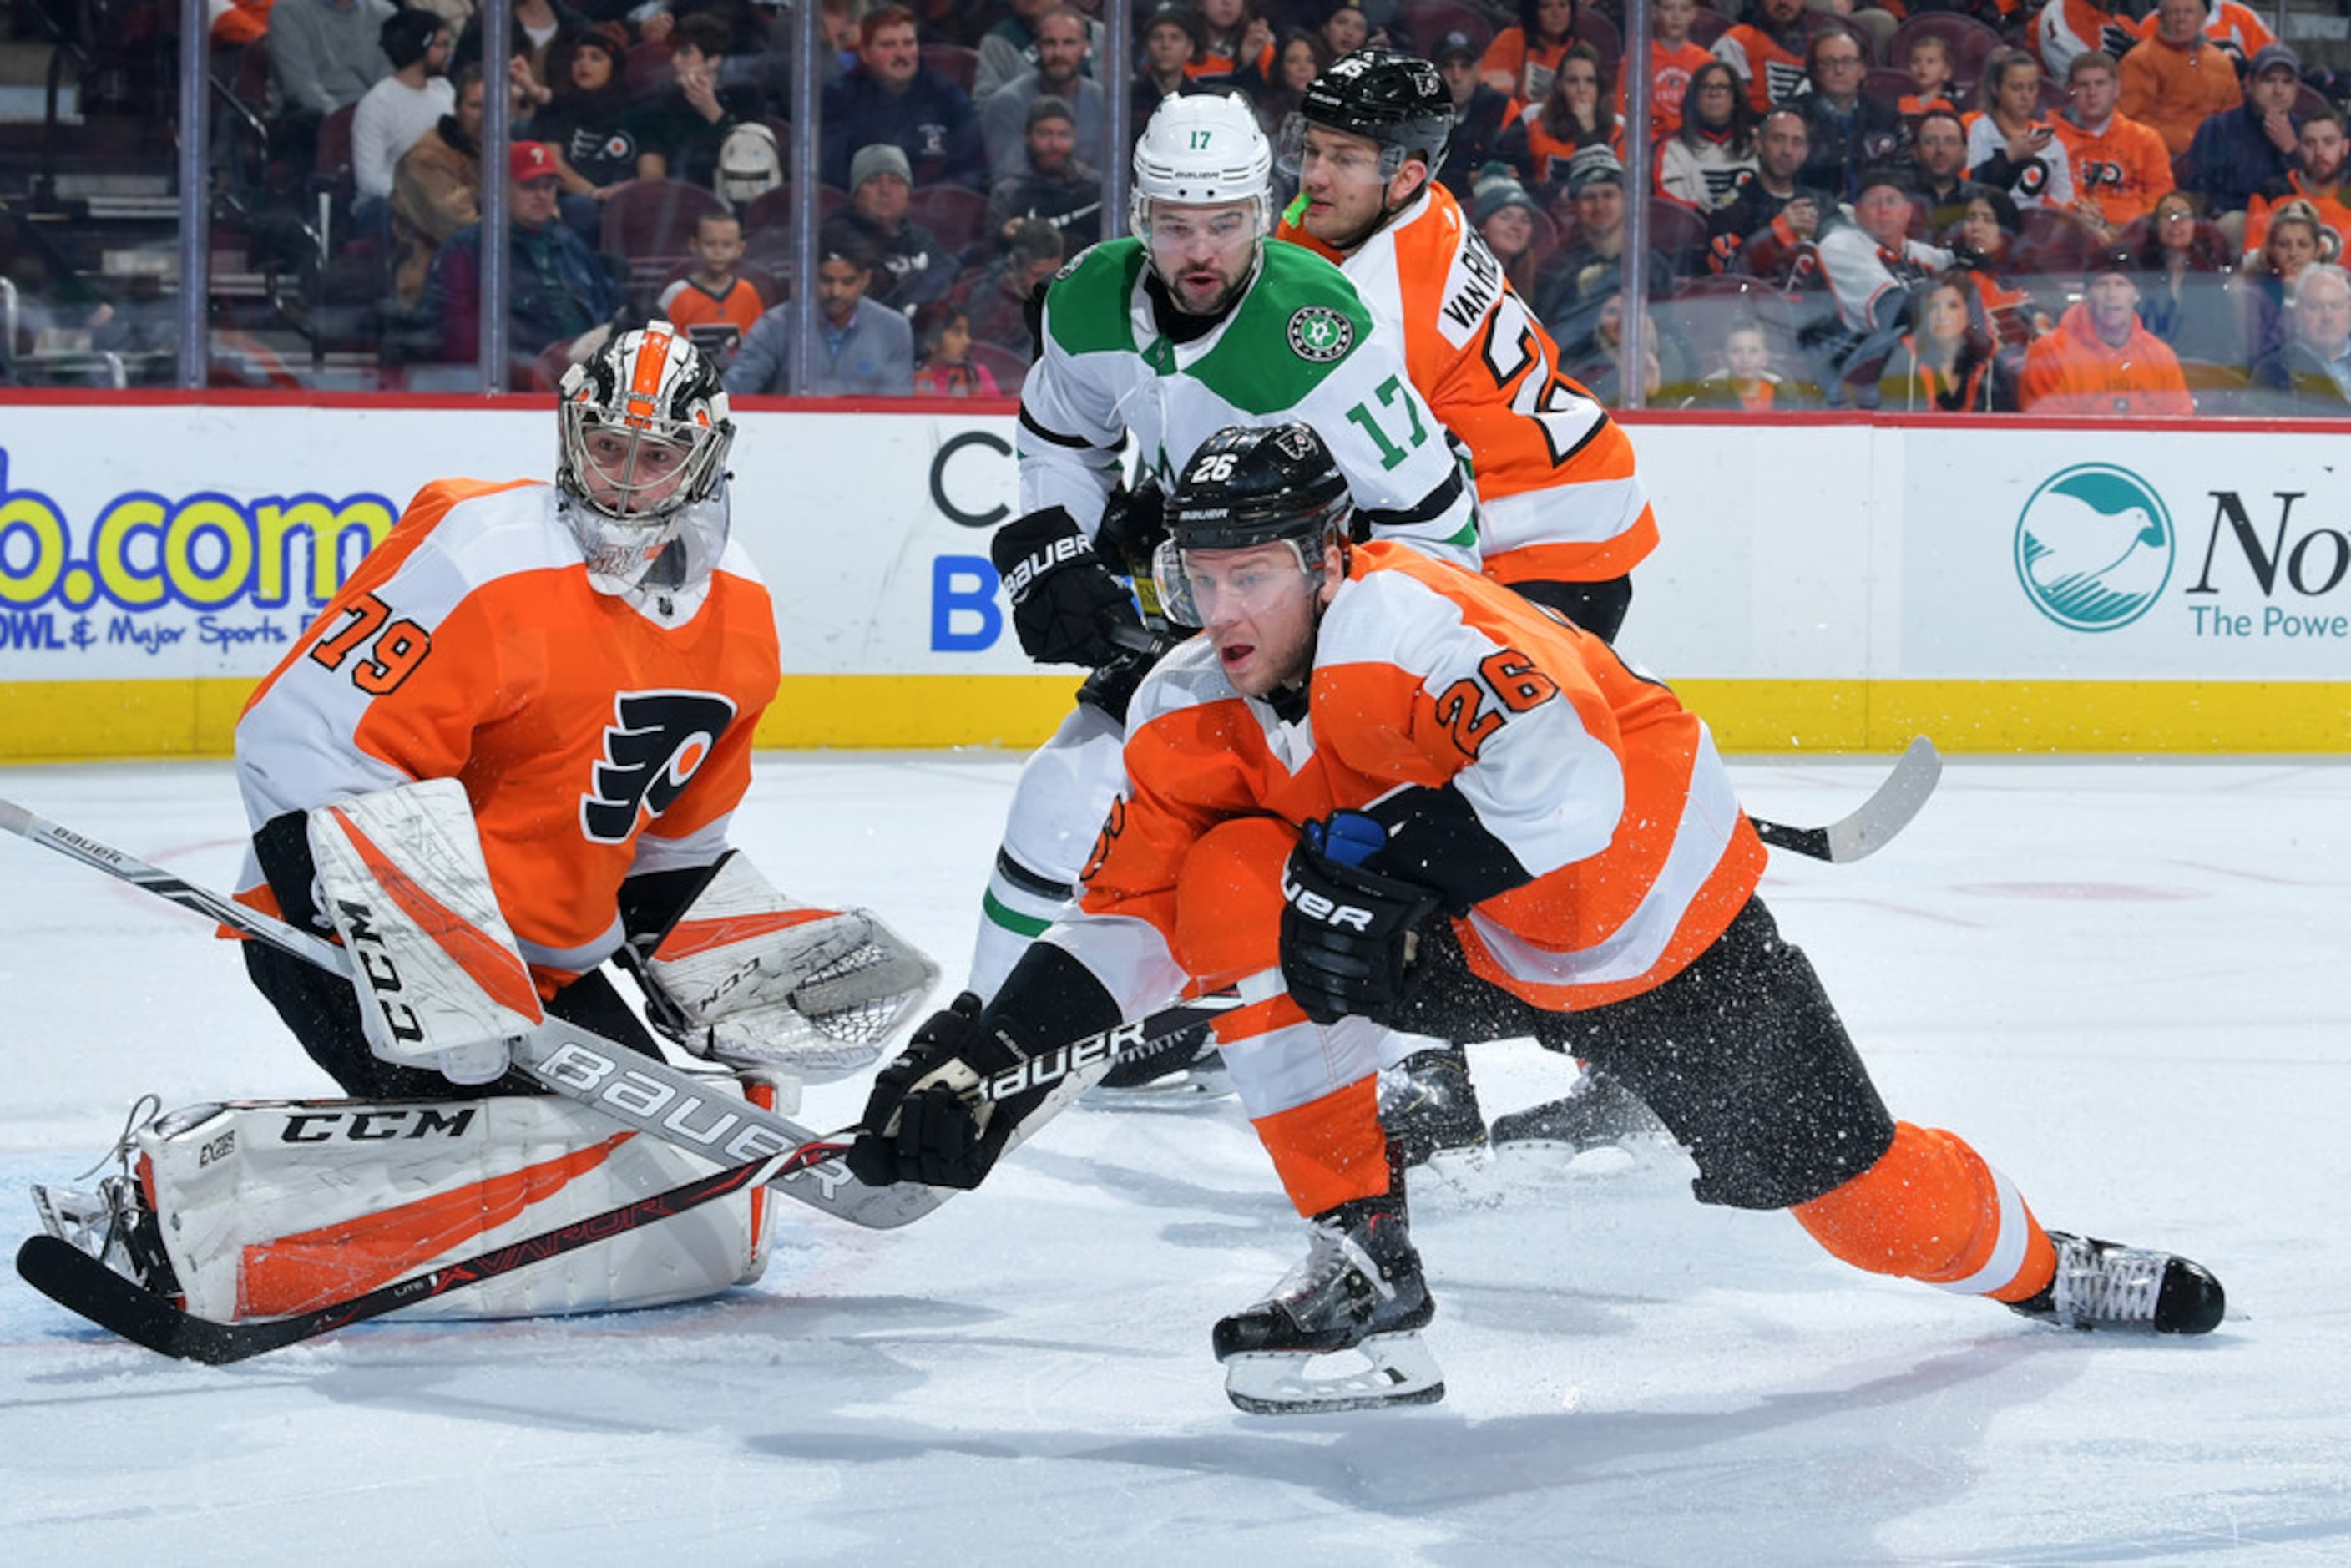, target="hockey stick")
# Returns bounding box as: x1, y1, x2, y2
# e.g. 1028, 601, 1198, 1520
1101, 623, 1937, 865
13, 987, 1259, 1363
0, 797, 937, 1230
1748, 736, 1942, 863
